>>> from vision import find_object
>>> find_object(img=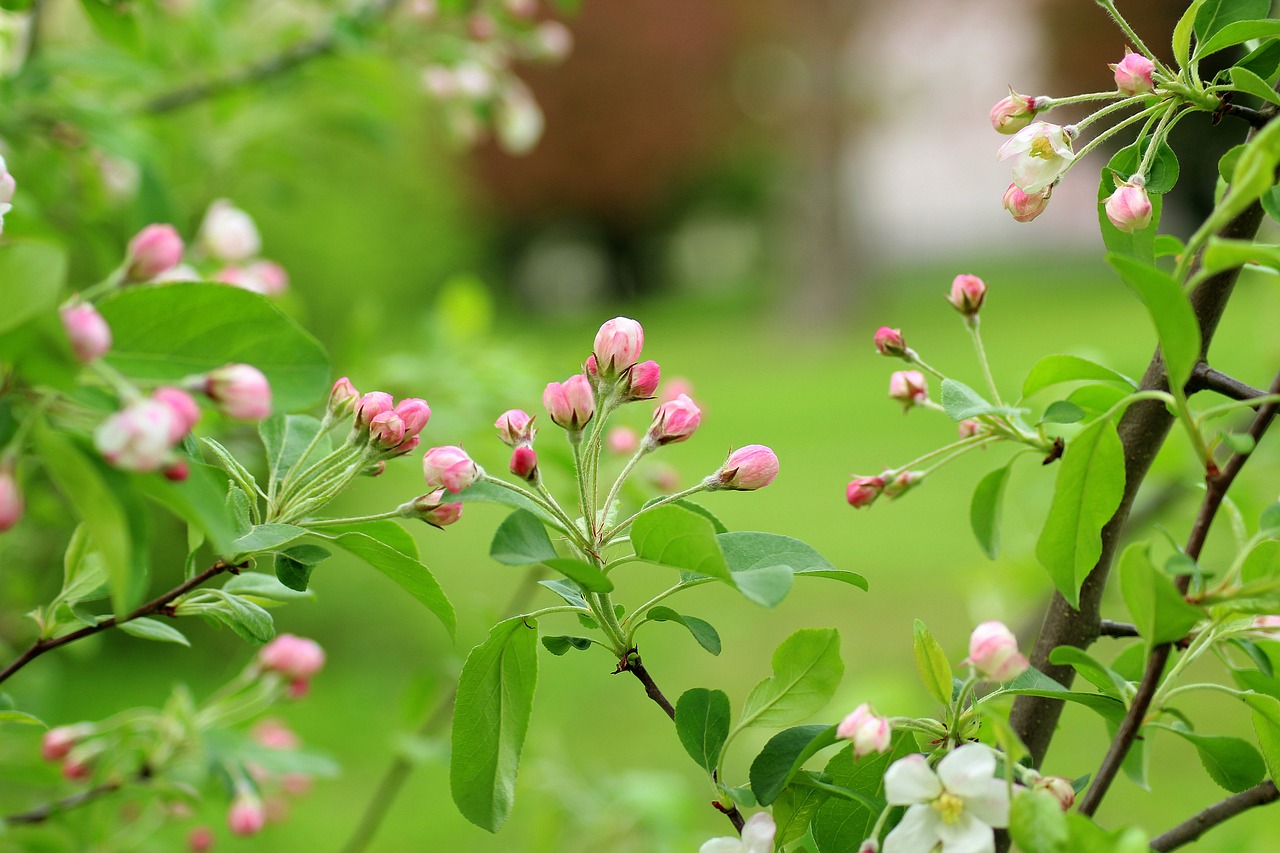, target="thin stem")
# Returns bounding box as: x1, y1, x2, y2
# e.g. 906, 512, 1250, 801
570, 435, 594, 538
1135, 102, 1180, 179
534, 480, 580, 537
906, 351, 948, 382
1041, 91, 1131, 109
601, 445, 651, 526
1150, 781, 1279, 851
2, 776, 133, 825
1197, 393, 1280, 422
1096, 0, 1159, 65
1074, 93, 1151, 133
303, 510, 401, 527
967, 318, 1003, 407
478, 475, 579, 541
1064, 105, 1164, 176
